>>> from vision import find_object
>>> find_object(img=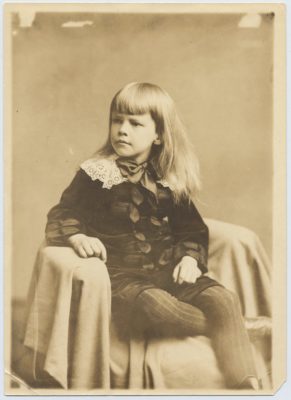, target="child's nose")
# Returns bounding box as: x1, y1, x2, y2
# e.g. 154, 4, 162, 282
119, 120, 130, 135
